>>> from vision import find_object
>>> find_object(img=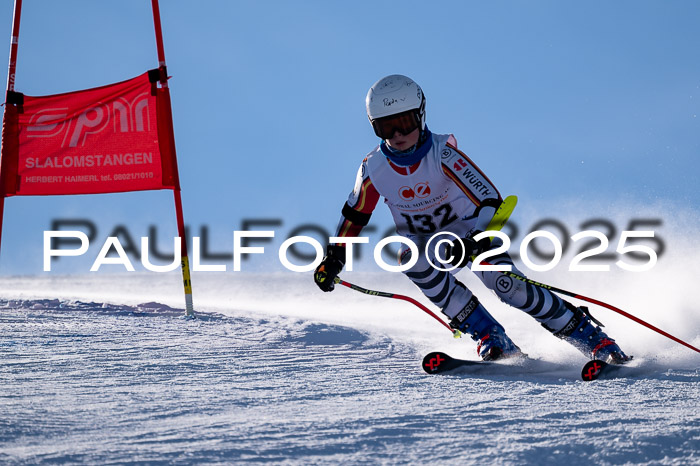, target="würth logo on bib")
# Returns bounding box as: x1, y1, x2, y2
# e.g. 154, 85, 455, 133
399, 182, 431, 201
